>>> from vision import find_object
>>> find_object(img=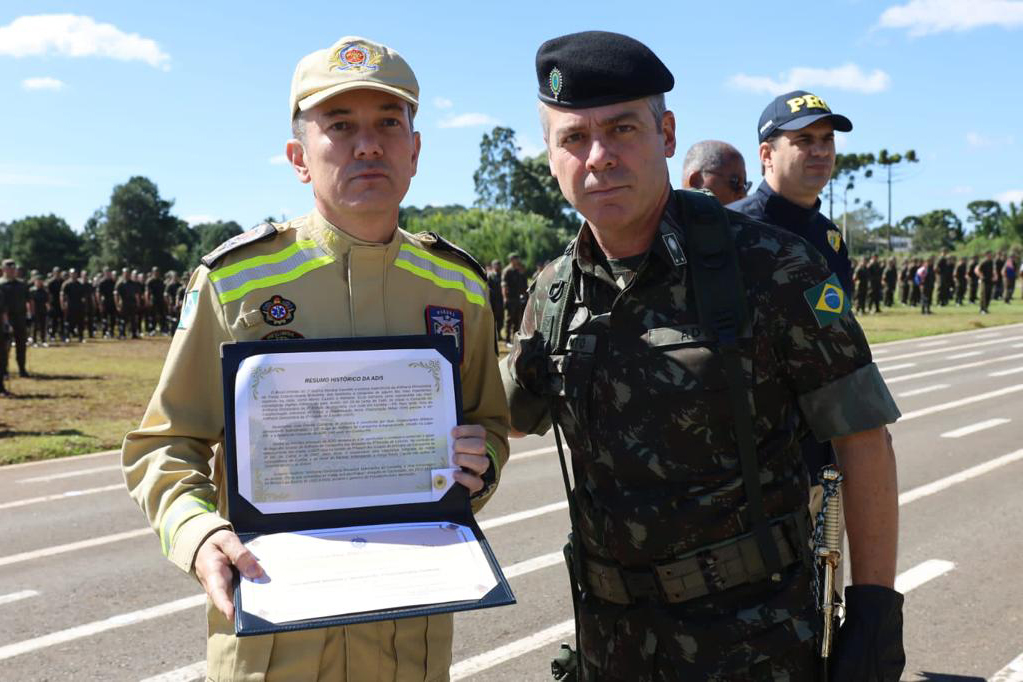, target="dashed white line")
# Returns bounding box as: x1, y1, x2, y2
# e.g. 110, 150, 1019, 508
450, 619, 575, 680
878, 363, 916, 373
17, 464, 122, 484
990, 366, 1023, 377
916, 339, 950, 348
899, 385, 1023, 421
946, 351, 983, 360
503, 551, 563, 579
883, 352, 1023, 384
1013, 342, 1023, 349
0, 594, 205, 661
897, 384, 950, 398
0, 483, 124, 511
990, 651, 1023, 681
879, 335, 1023, 363
0, 450, 119, 471
899, 449, 1023, 506
138, 661, 206, 682
479, 501, 569, 530
0, 528, 152, 568
941, 418, 1011, 439
895, 560, 955, 594
0, 590, 39, 606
